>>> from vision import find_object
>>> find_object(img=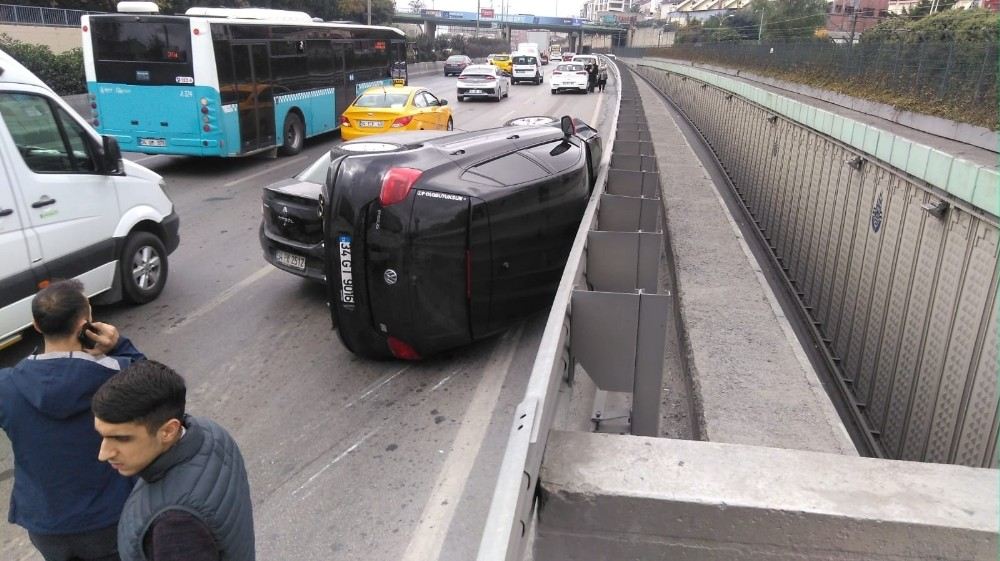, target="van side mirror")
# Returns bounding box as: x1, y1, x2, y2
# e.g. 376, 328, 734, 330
101, 135, 124, 175
560, 115, 575, 137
